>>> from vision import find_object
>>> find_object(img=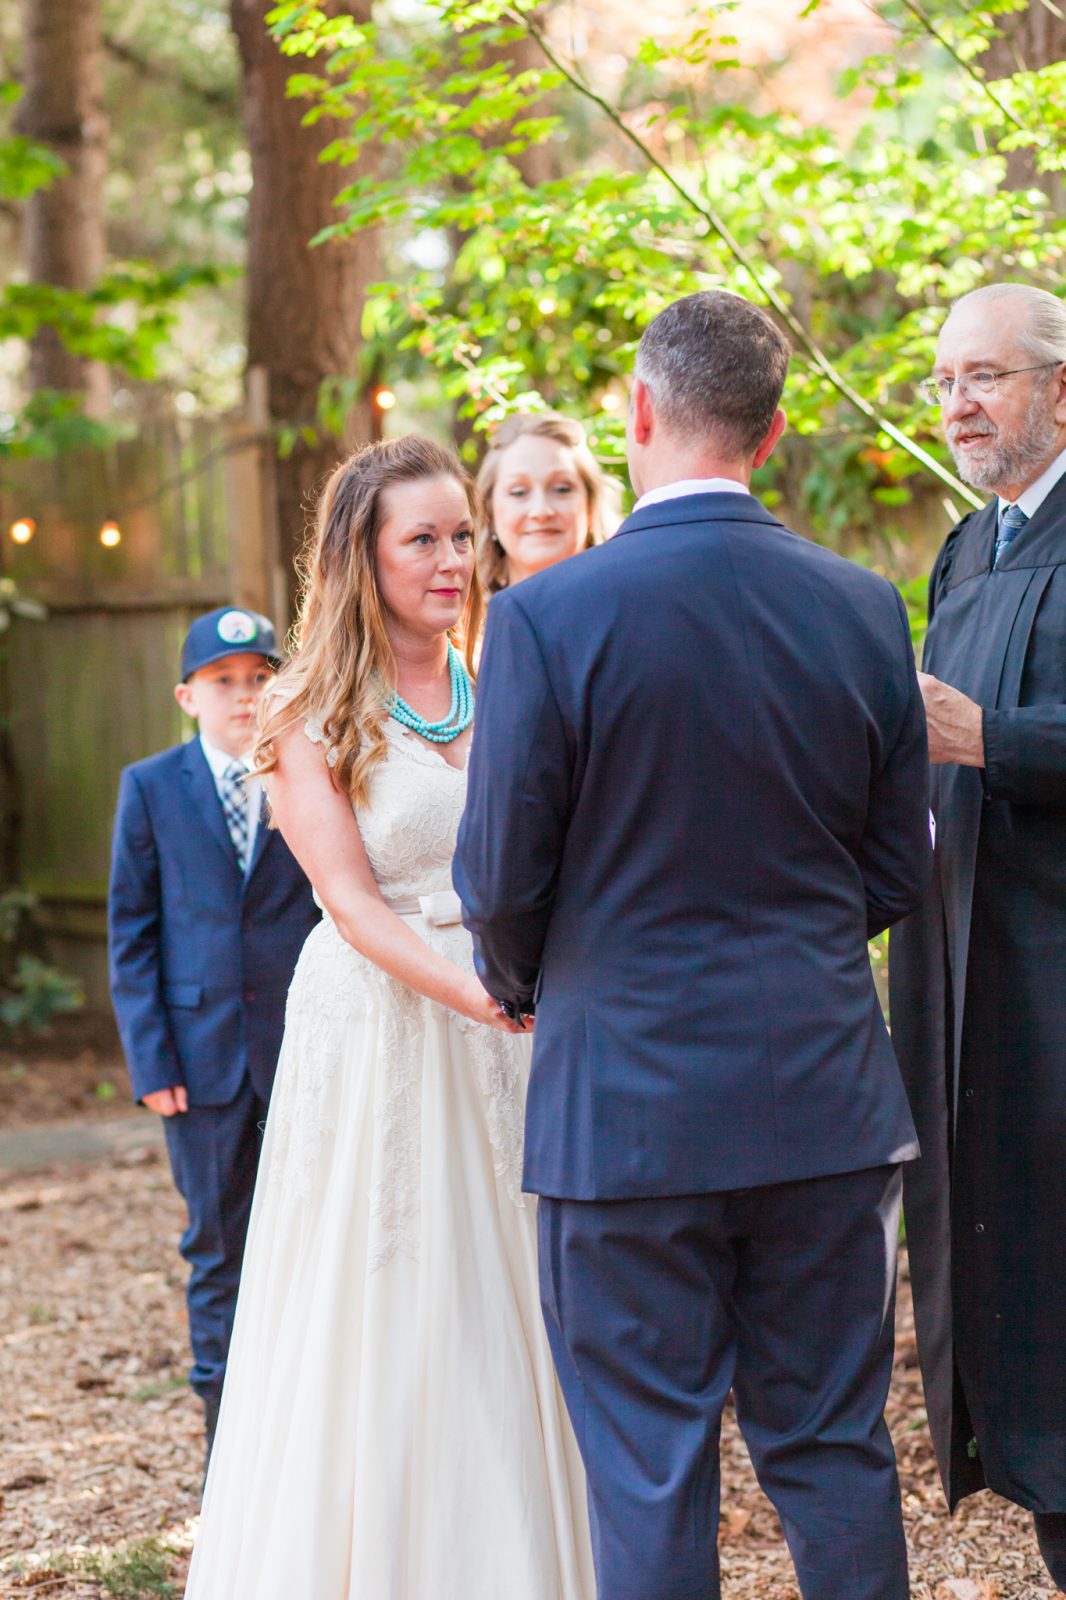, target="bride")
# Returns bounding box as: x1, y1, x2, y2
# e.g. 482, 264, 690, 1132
184, 435, 594, 1599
